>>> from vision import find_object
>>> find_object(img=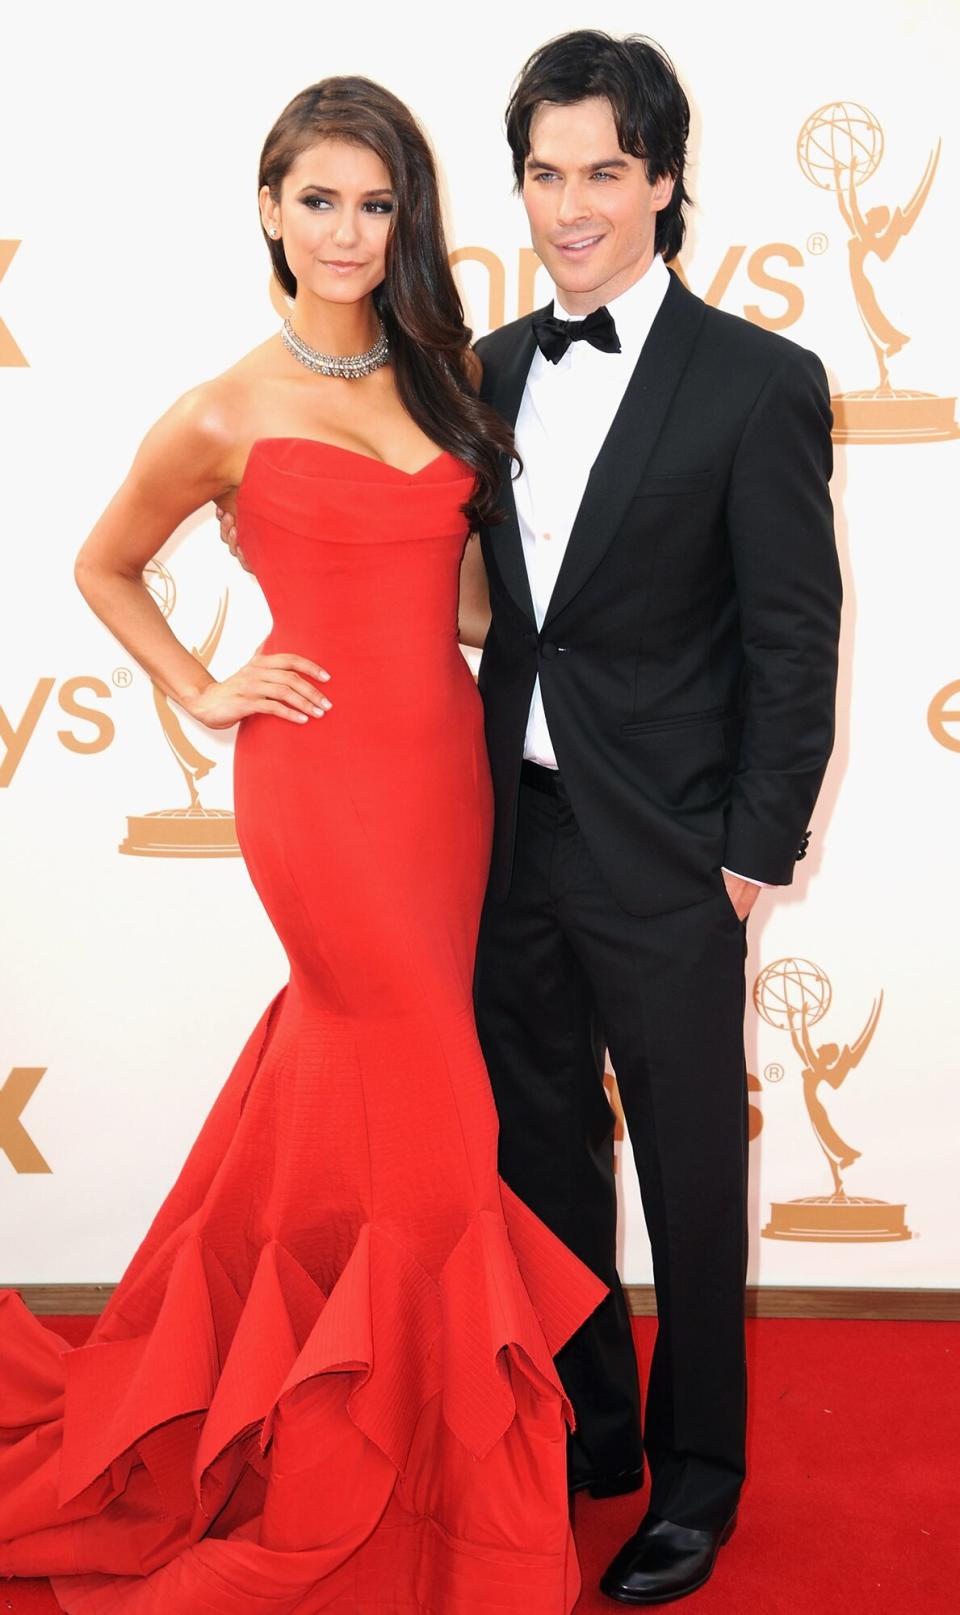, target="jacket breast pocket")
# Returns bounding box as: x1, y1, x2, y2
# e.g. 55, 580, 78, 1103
633, 470, 717, 498
620, 706, 733, 737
